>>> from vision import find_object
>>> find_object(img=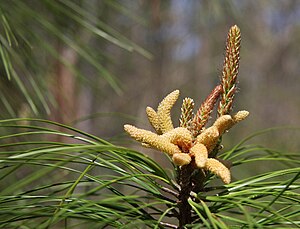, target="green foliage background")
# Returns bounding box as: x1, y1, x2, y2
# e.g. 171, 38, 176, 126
0, 119, 299, 228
